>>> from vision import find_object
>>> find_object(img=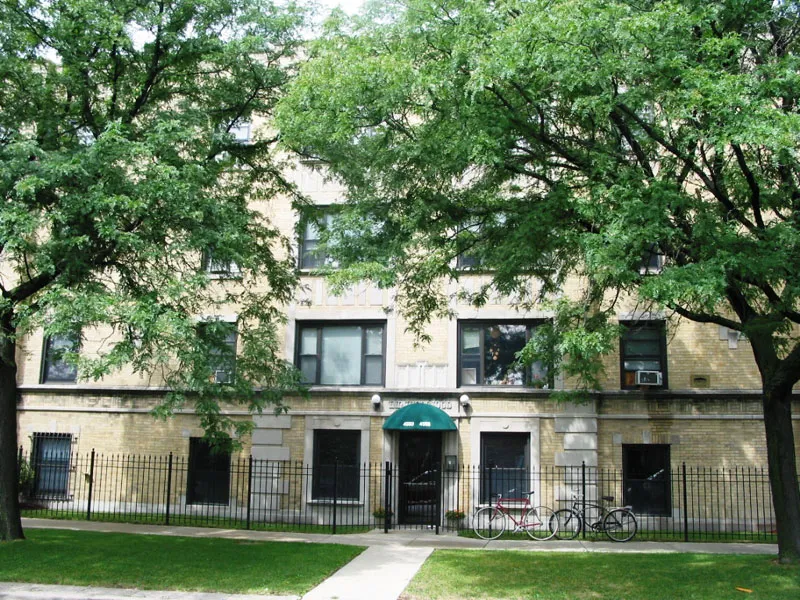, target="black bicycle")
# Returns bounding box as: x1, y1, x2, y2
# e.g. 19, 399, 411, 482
551, 493, 638, 542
